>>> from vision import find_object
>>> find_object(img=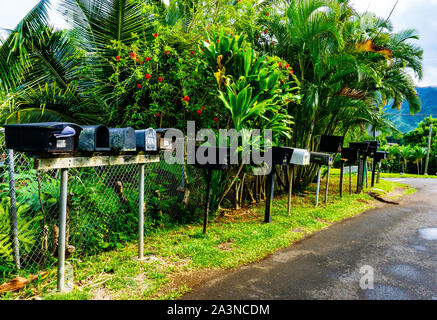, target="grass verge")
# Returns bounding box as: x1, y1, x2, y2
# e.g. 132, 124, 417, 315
1, 173, 415, 300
